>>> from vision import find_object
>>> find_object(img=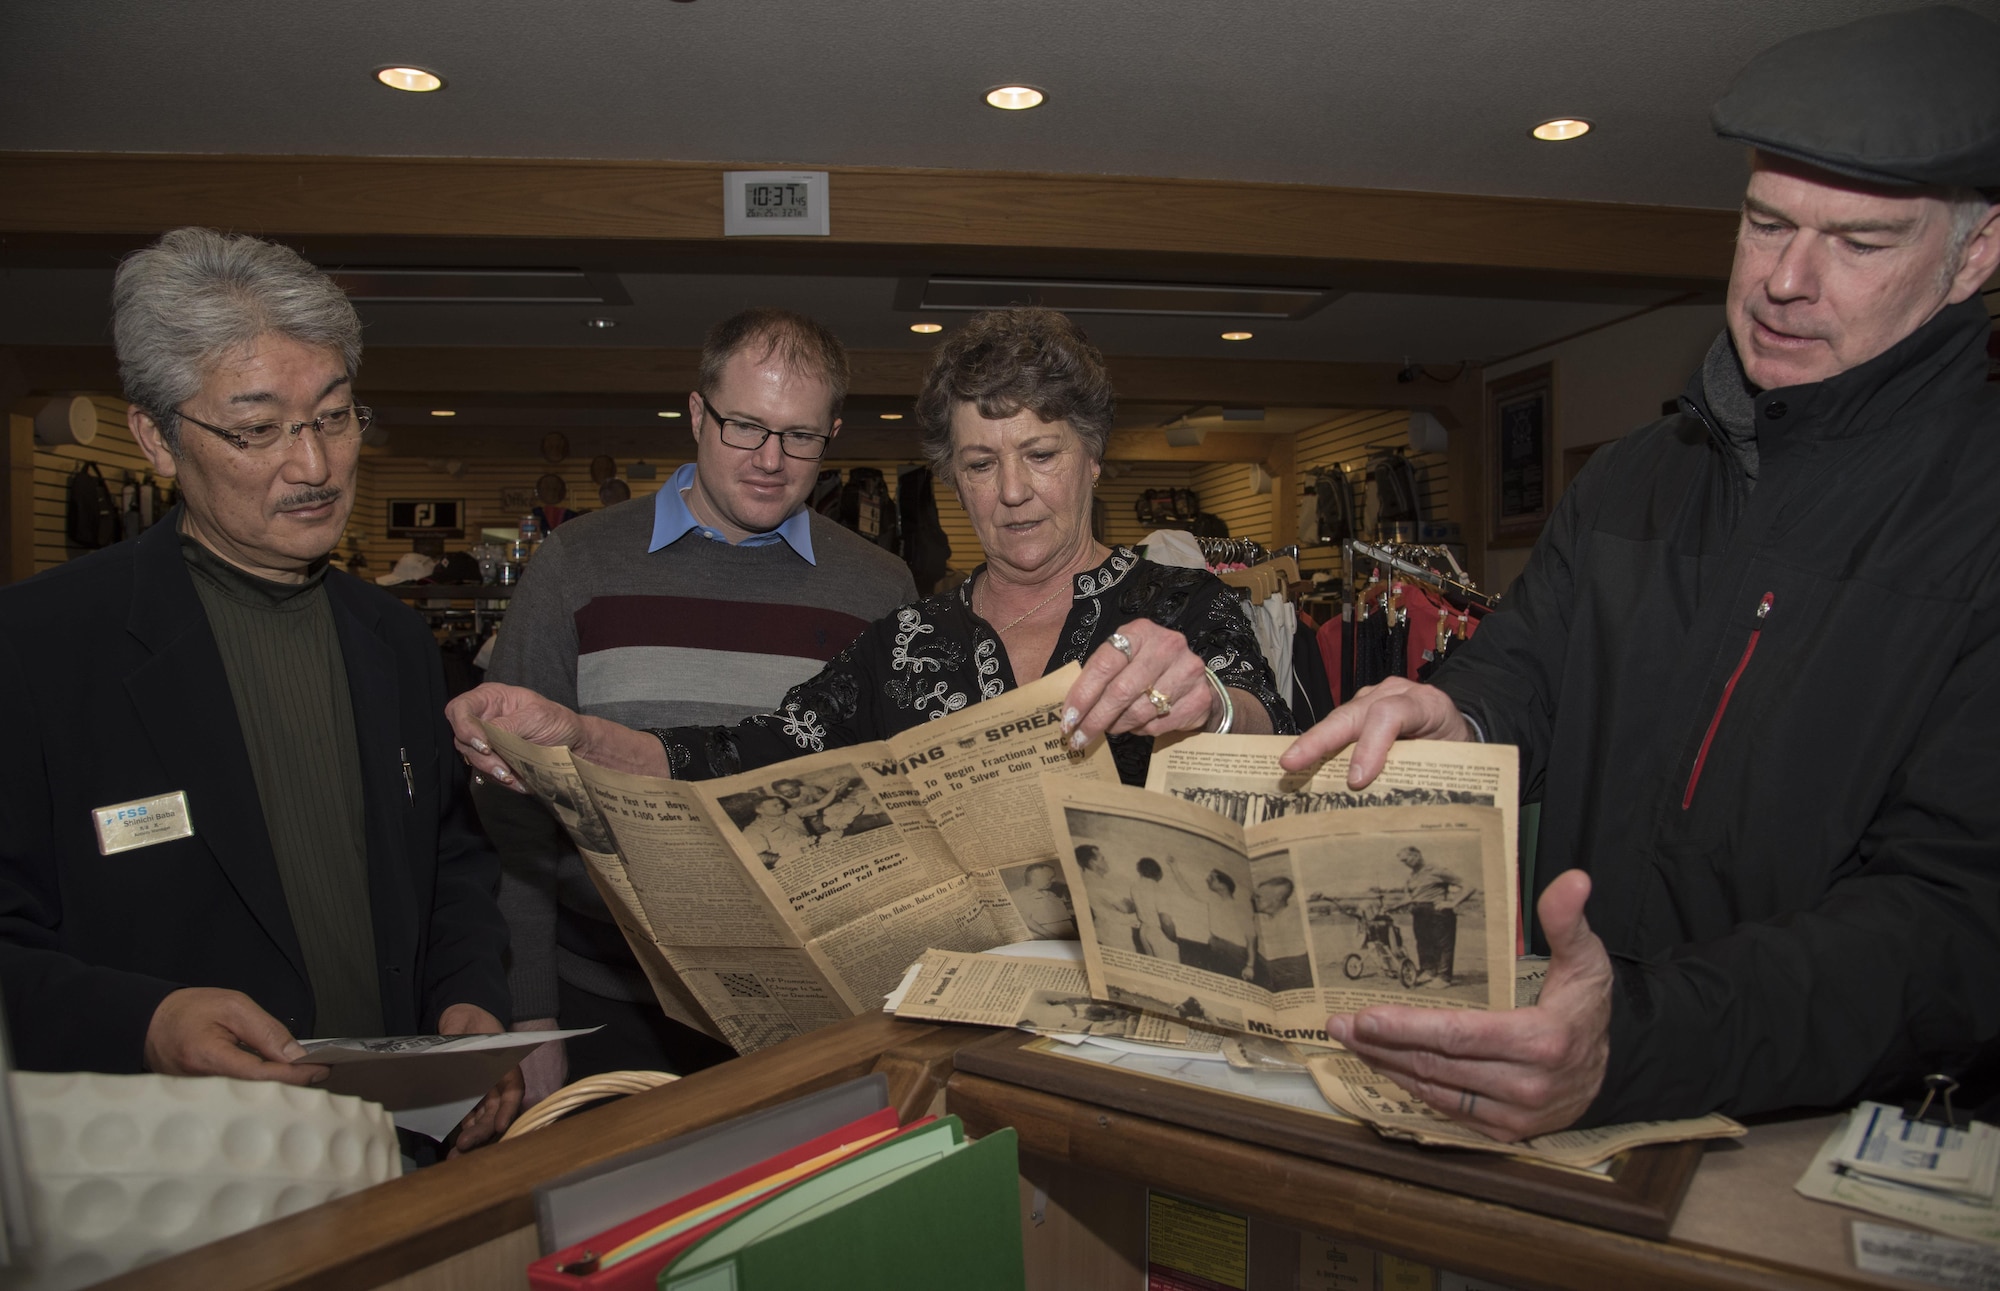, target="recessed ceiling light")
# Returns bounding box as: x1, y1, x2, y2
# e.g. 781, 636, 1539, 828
657, 410, 683, 419
1531, 118, 1591, 142
377, 66, 444, 93
910, 322, 944, 334
880, 413, 904, 421
430, 409, 455, 417
584, 317, 617, 329
986, 86, 1045, 111
1220, 331, 1254, 341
